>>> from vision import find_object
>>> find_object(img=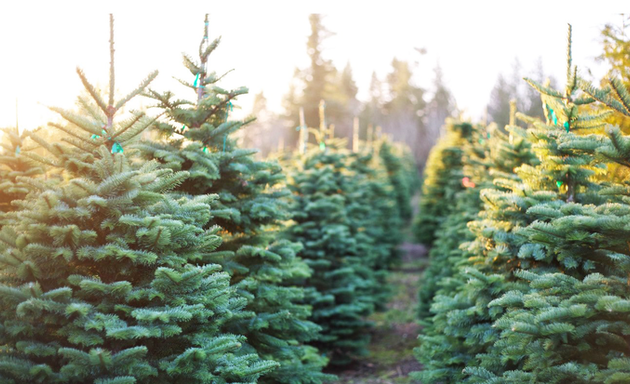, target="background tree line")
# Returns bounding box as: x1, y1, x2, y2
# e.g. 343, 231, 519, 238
241, 14, 558, 170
